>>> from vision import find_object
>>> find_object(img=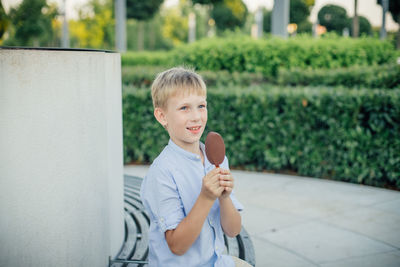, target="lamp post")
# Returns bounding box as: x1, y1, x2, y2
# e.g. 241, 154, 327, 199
115, 0, 127, 52
61, 0, 69, 48
352, 0, 359, 38
255, 7, 263, 39
188, 12, 196, 43
380, 0, 388, 40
